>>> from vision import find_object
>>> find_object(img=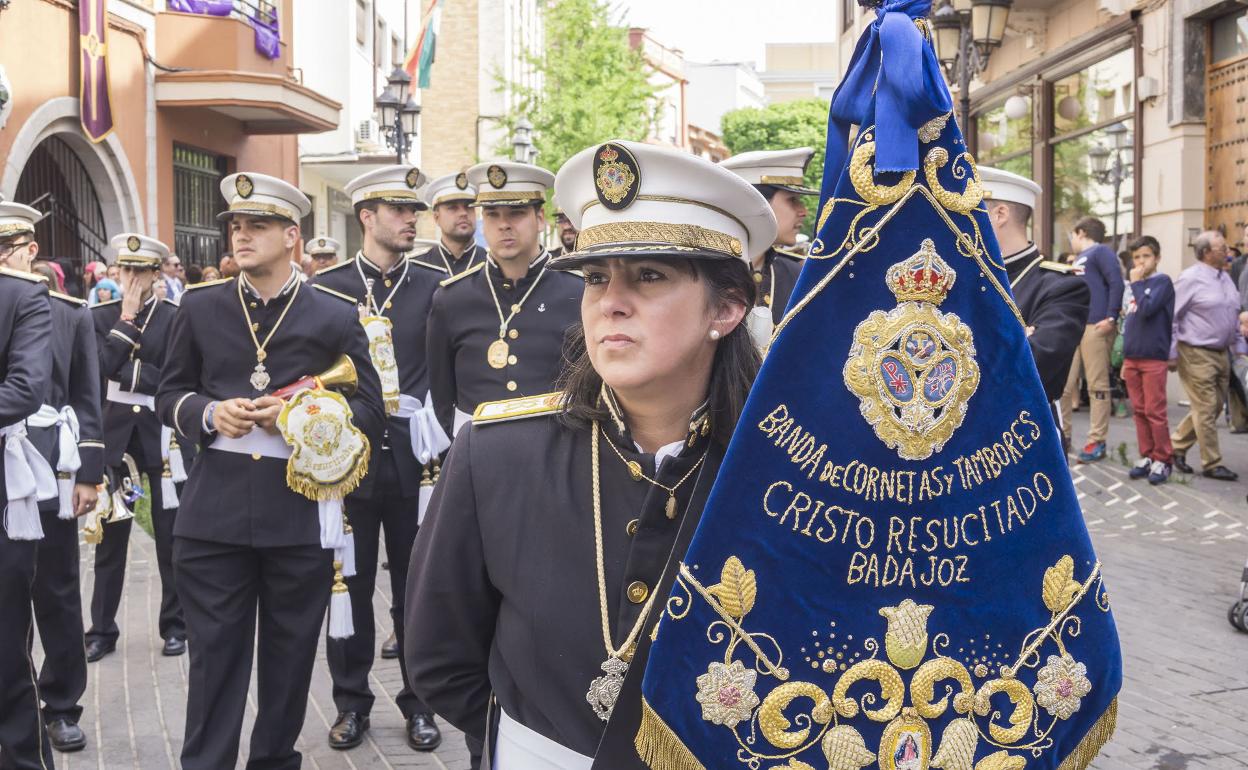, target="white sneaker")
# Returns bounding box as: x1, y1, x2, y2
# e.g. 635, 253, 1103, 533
1129, 457, 1151, 479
